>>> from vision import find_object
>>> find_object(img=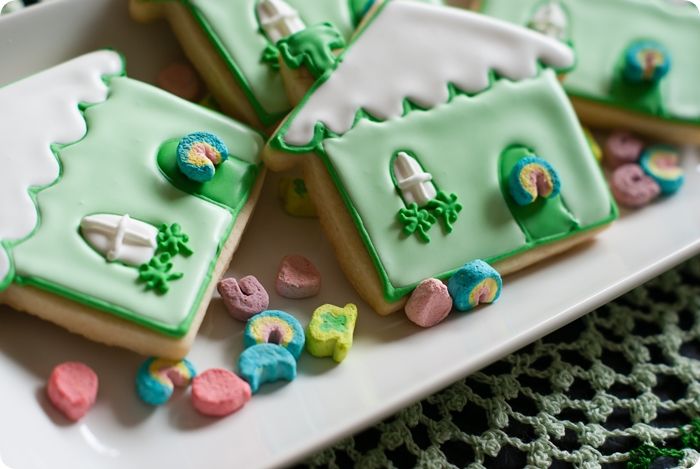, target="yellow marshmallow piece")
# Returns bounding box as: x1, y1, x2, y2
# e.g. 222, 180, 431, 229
306, 303, 358, 363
